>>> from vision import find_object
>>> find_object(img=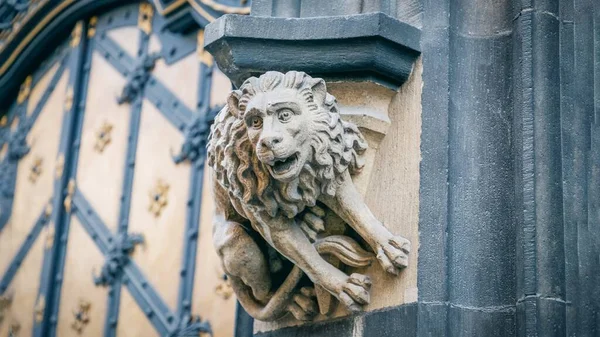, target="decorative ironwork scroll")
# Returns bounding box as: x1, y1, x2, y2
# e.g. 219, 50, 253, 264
94, 233, 144, 287
70, 299, 91, 334
172, 105, 221, 164
117, 52, 160, 105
